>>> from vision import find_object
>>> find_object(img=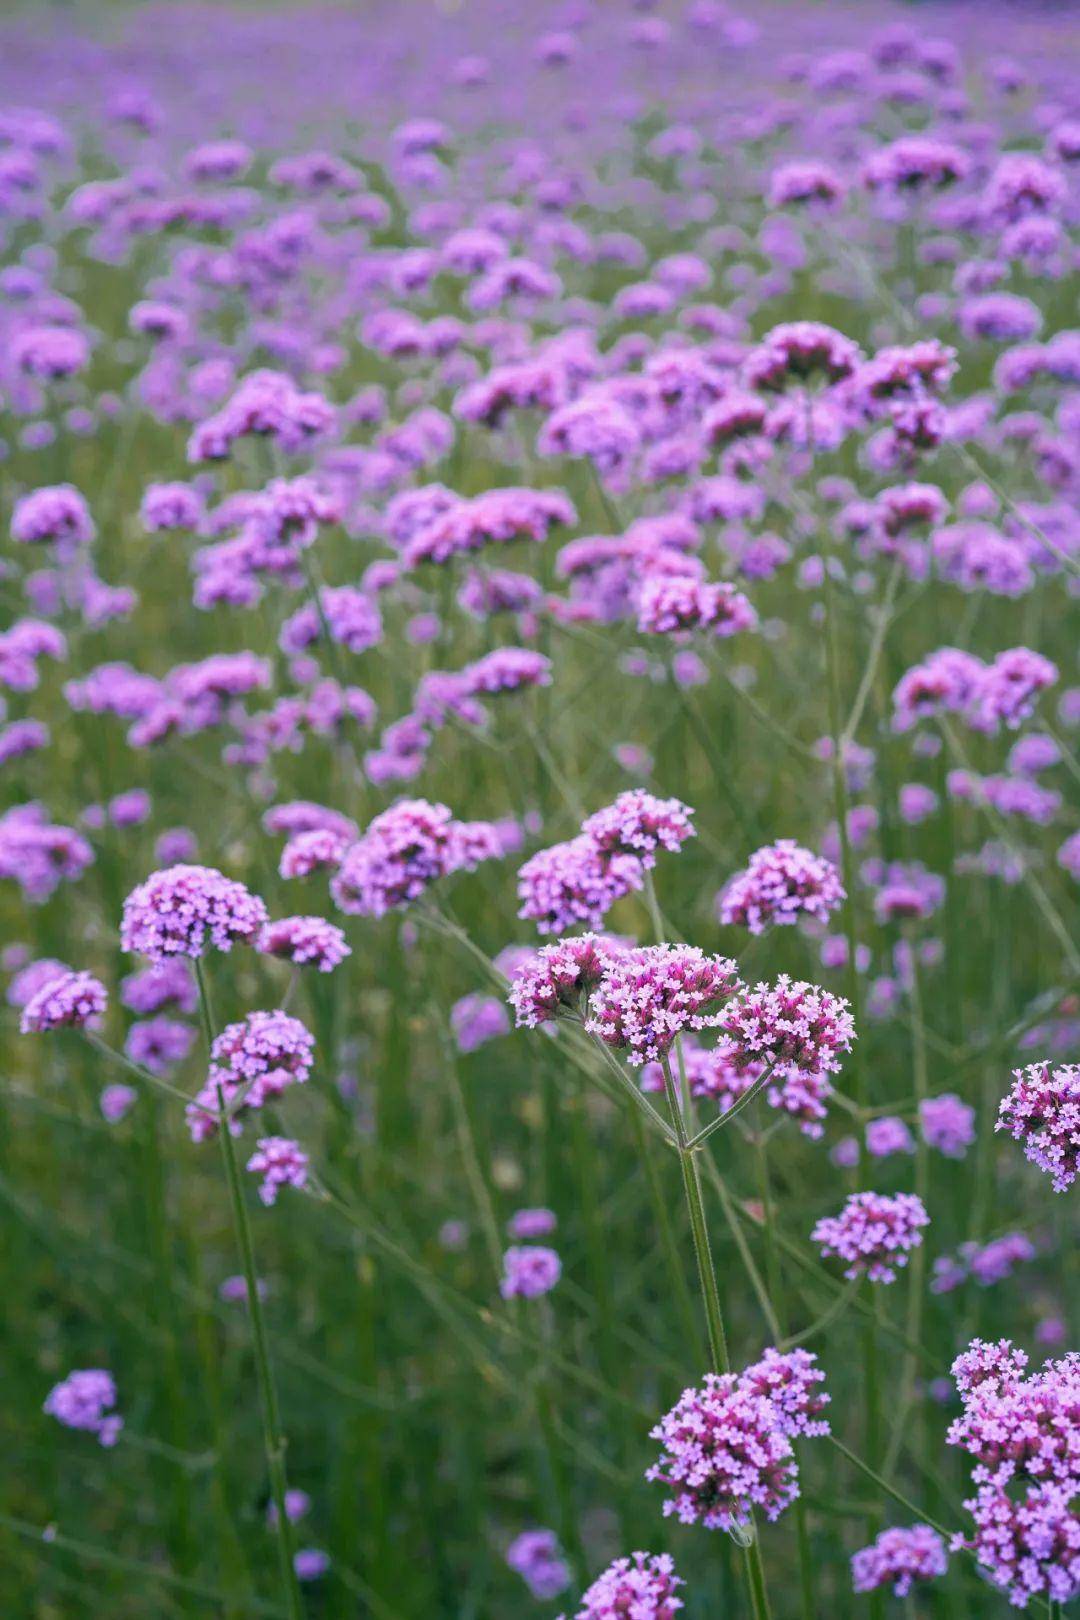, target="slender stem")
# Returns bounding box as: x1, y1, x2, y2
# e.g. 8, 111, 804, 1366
826, 1436, 955, 1544
194, 965, 304, 1620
